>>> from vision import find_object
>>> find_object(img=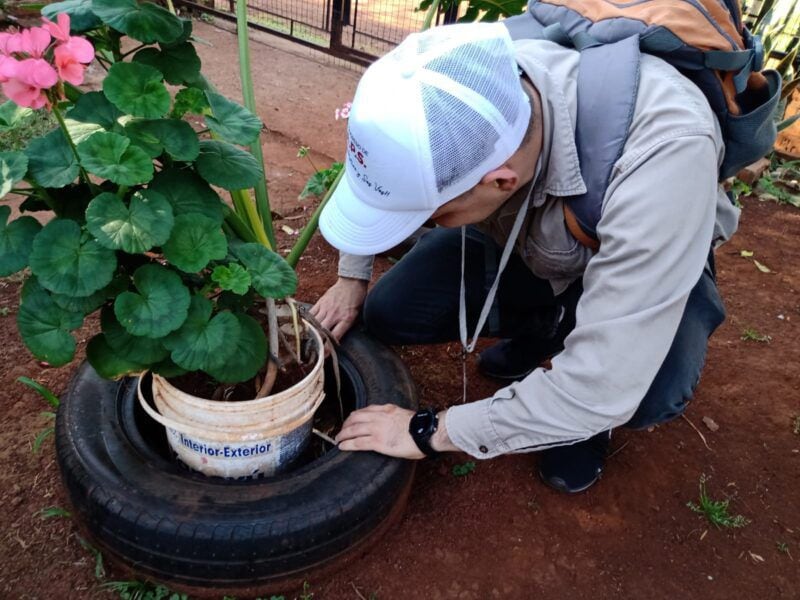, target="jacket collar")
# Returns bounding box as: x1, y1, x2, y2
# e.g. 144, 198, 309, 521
496, 41, 586, 218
